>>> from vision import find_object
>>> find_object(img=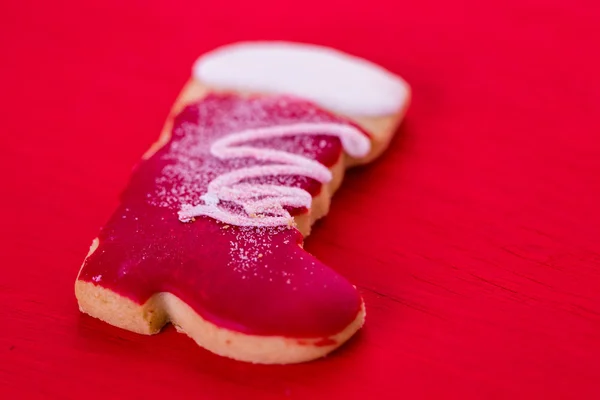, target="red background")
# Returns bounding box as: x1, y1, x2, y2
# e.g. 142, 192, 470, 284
1, 0, 600, 398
